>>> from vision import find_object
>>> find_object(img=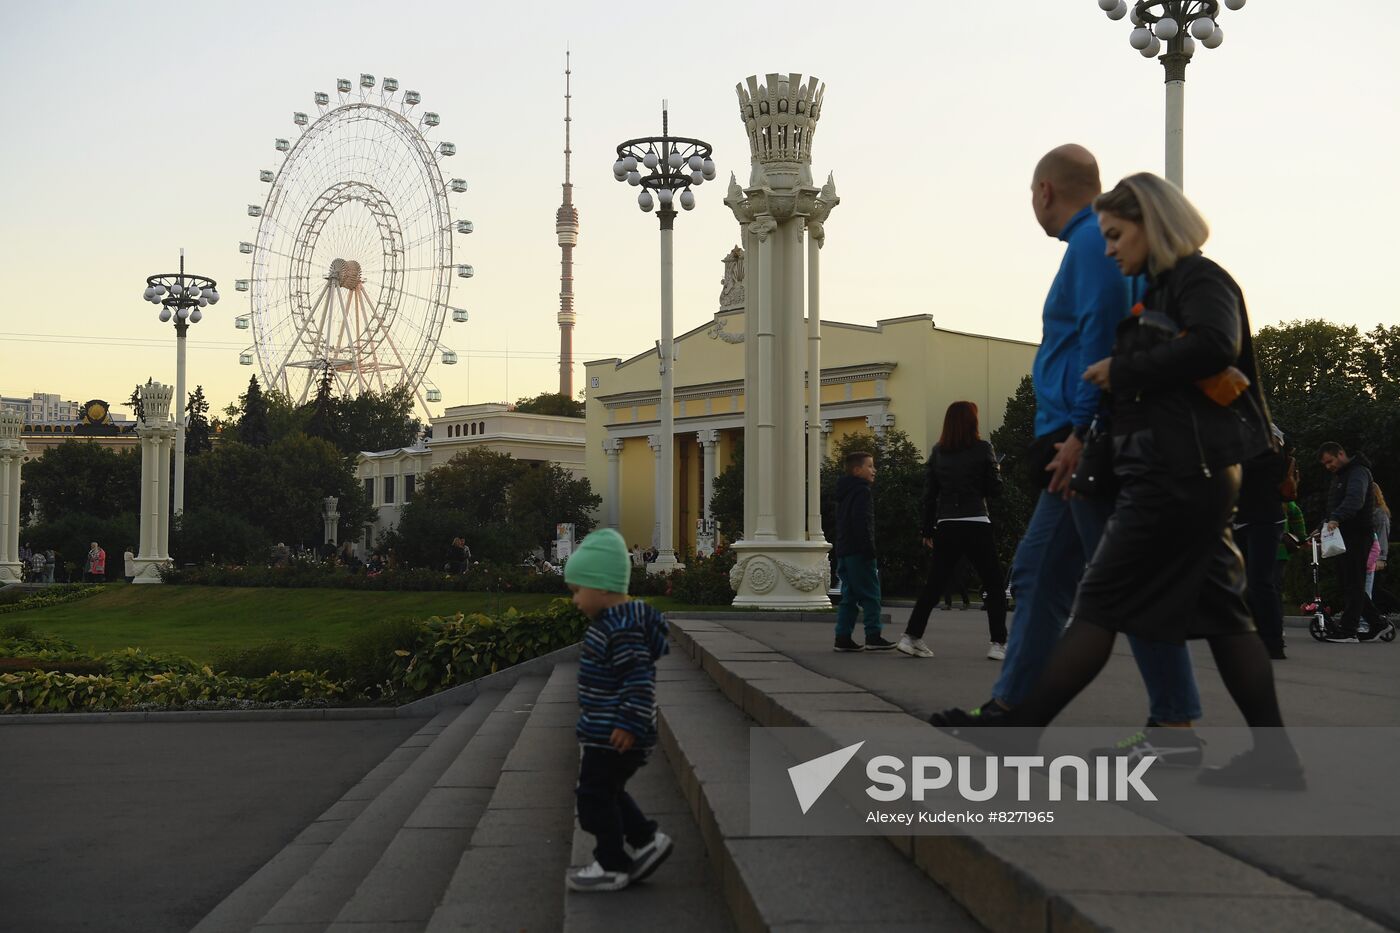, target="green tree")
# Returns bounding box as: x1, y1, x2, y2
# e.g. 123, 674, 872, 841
513, 391, 584, 418
336, 385, 423, 454
235, 375, 272, 448
20, 441, 141, 525
304, 365, 338, 447
508, 462, 601, 552
185, 385, 213, 456
709, 437, 744, 541
988, 375, 1039, 568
